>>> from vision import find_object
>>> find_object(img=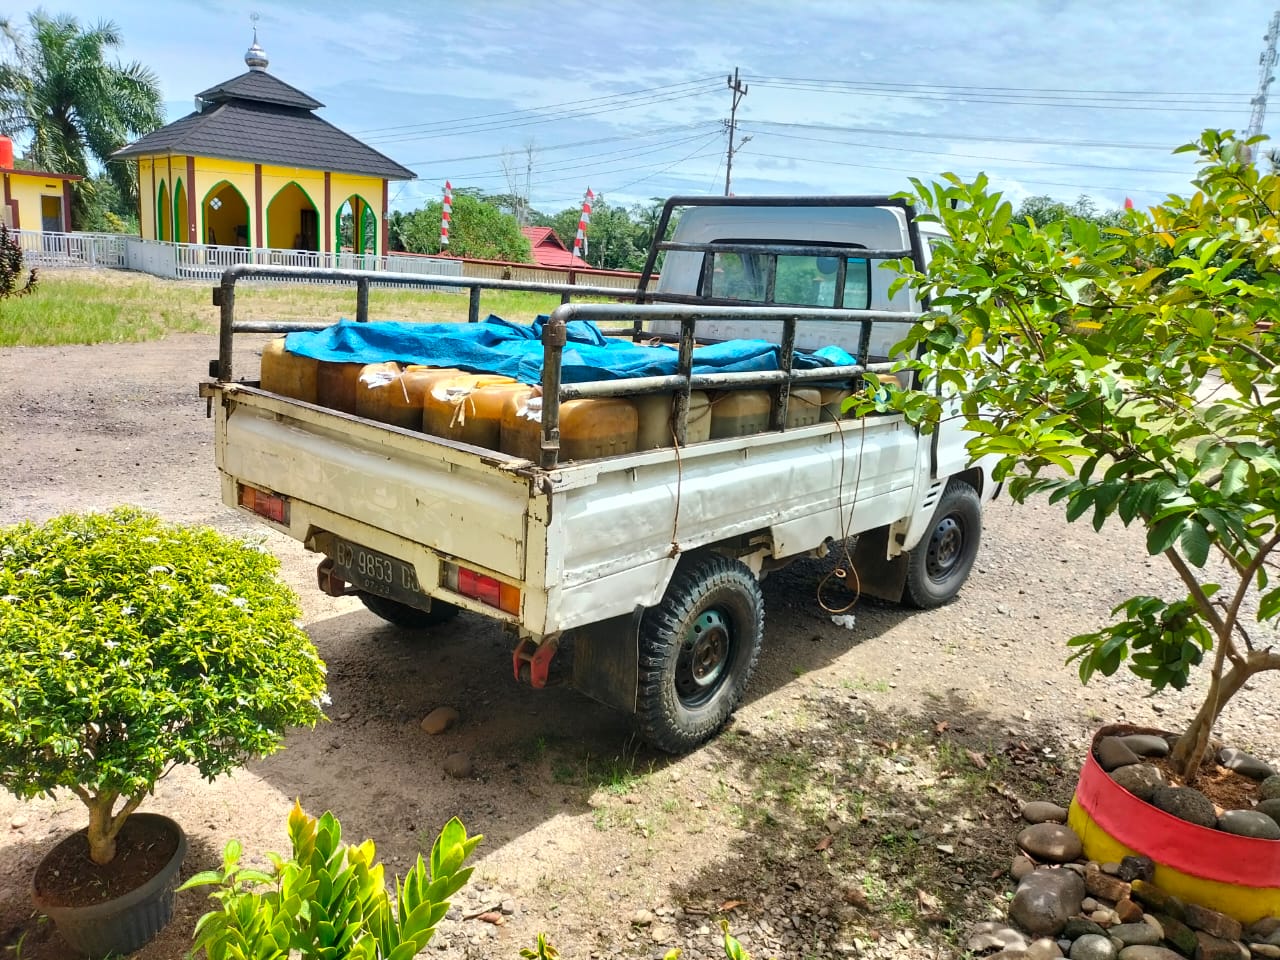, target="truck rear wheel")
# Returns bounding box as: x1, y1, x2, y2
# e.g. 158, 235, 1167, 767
635, 554, 763, 754
357, 592, 460, 629
903, 481, 982, 609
